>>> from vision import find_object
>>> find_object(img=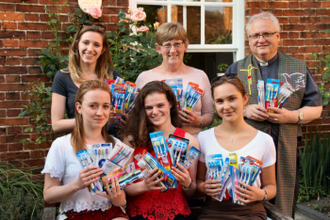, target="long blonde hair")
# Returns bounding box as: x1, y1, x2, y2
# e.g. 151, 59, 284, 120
67, 25, 114, 83
71, 80, 115, 153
